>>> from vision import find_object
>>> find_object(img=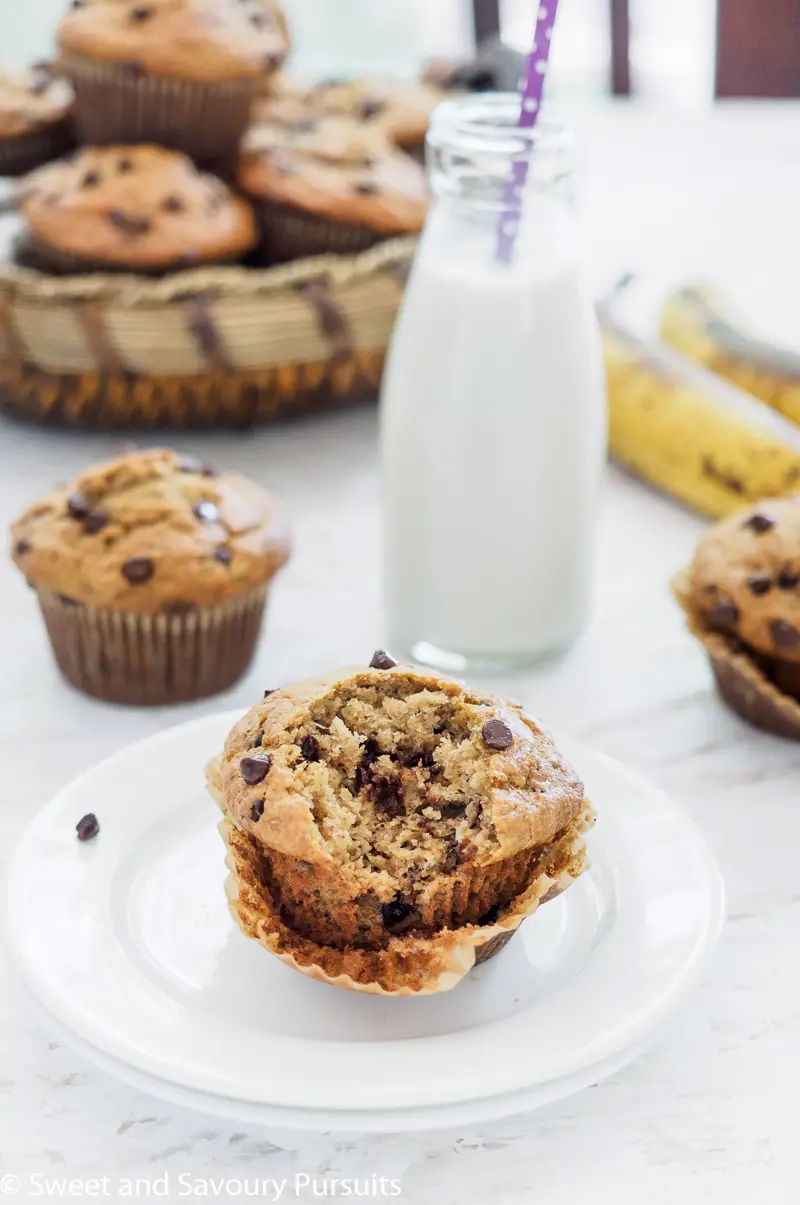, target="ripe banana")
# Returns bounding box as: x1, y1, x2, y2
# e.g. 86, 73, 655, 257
602, 309, 800, 518
661, 285, 800, 426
